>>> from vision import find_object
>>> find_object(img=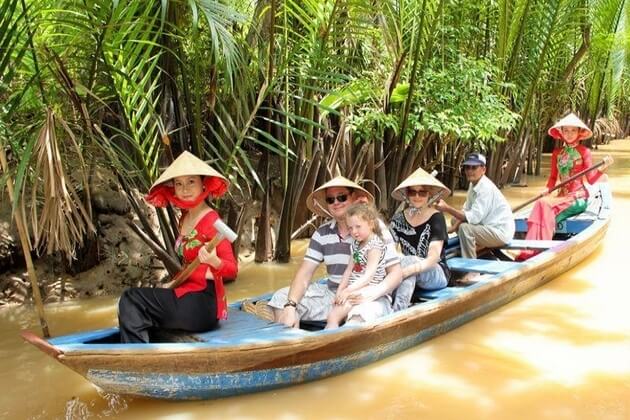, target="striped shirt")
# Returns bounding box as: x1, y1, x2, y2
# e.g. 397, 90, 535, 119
349, 235, 386, 286
304, 219, 399, 284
